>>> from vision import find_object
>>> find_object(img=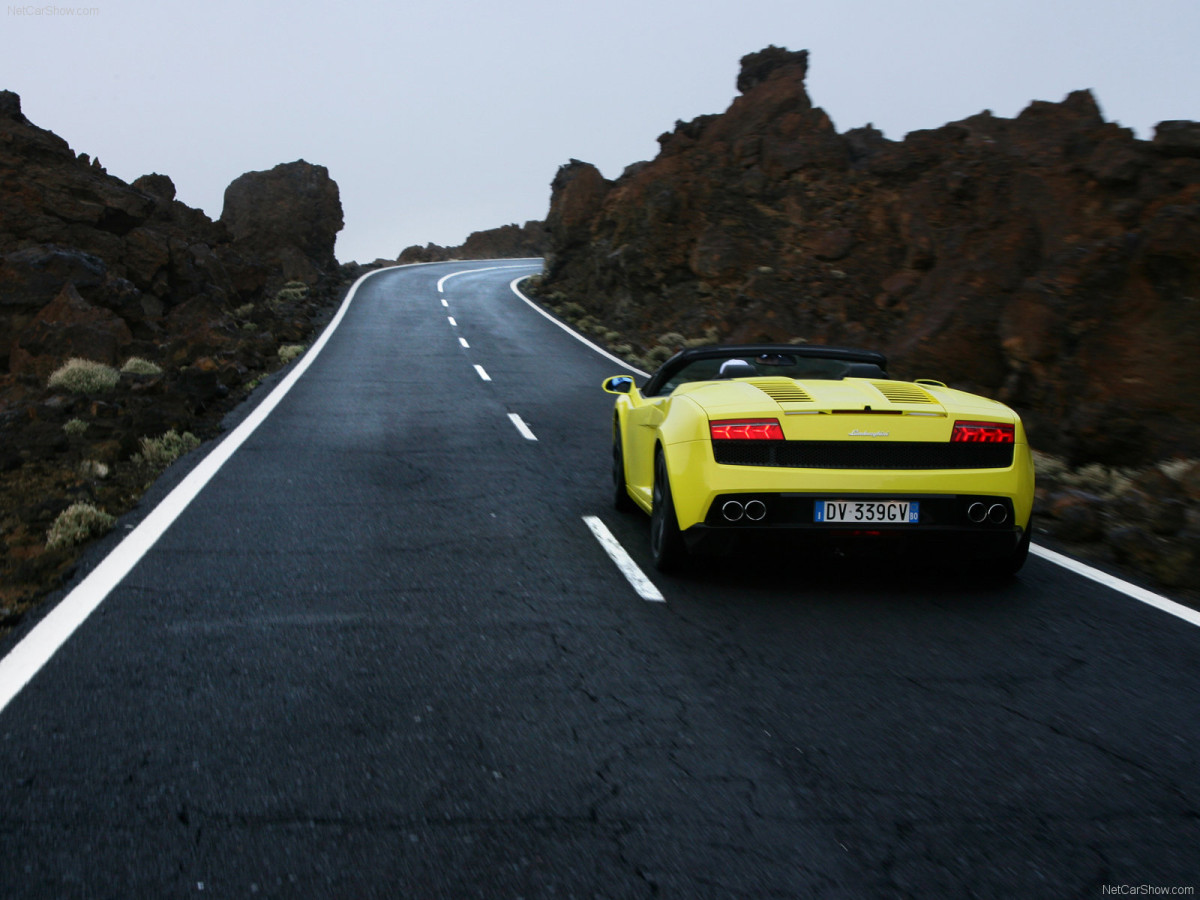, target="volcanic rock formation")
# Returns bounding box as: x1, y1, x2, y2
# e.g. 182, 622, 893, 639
397, 220, 546, 264
0, 89, 346, 620
538, 47, 1200, 468
220, 160, 343, 284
